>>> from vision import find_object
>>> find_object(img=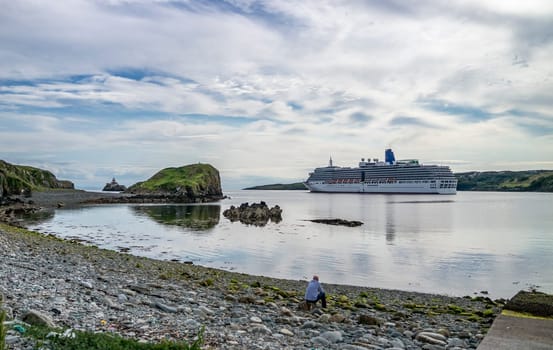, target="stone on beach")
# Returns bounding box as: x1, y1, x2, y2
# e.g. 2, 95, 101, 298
21, 309, 56, 328
415, 331, 448, 346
